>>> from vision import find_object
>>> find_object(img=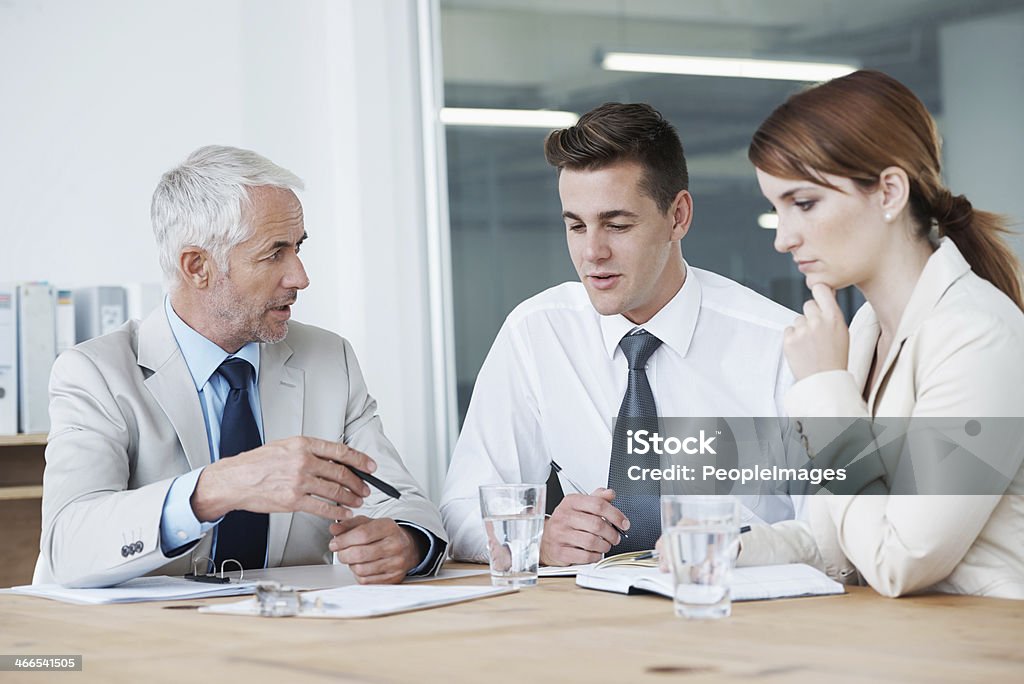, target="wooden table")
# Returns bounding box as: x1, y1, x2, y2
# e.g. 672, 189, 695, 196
2, 567, 1022, 683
